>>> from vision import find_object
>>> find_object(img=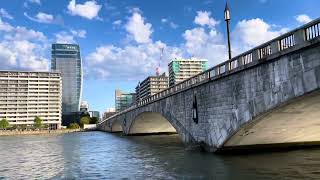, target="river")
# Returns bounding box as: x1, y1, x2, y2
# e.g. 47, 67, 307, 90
0, 131, 319, 179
